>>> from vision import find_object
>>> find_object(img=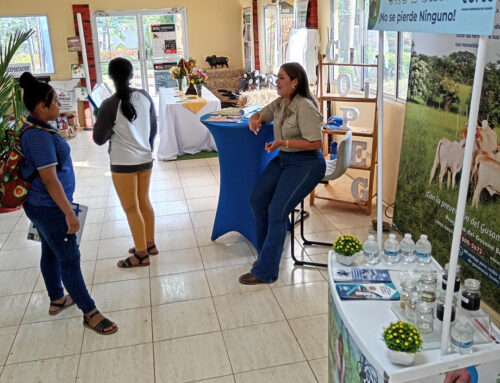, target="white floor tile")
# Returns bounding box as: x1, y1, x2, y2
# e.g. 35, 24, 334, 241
77, 343, 154, 383
149, 247, 204, 277
0, 268, 39, 297
0, 294, 30, 327
0, 327, 17, 366
150, 270, 211, 306
0, 355, 79, 383
234, 361, 316, 383
152, 297, 219, 341
272, 281, 328, 319
7, 317, 83, 364
154, 332, 231, 382
223, 321, 305, 373
91, 278, 150, 312
213, 289, 284, 330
